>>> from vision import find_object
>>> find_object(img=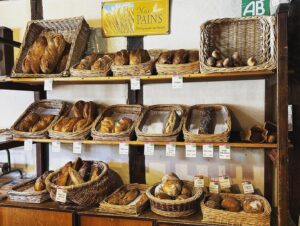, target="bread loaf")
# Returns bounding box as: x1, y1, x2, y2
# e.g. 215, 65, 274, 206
243, 198, 264, 213
181, 184, 192, 197
61, 118, 81, 132
205, 194, 222, 209
90, 166, 101, 181
161, 173, 182, 197
107, 187, 127, 205
78, 161, 93, 181
91, 55, 112, 71
114, 117, 133, 133
68, 167, 84, 185
100, 117, 115, 133
31, 115, 55, 132
56, 51, 69, 73
71, 100, 85, 118
221, 197, 241, 212
53, 117, 69, 132
118, 188, 140, 205
188, 50, 199, 63
129, 49, 150, 65
34, 170, 53, 191
163, 111, 180, 134
114, 49, 129, 66
17, 113, 40, 132
83, 101, 97, 119
75, 53, 99, 70
55, 161, 72, 186
73, 118, 92, 132
198, 108, 213, 134
157, 51, 173, 64
173, 49, 188, 64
